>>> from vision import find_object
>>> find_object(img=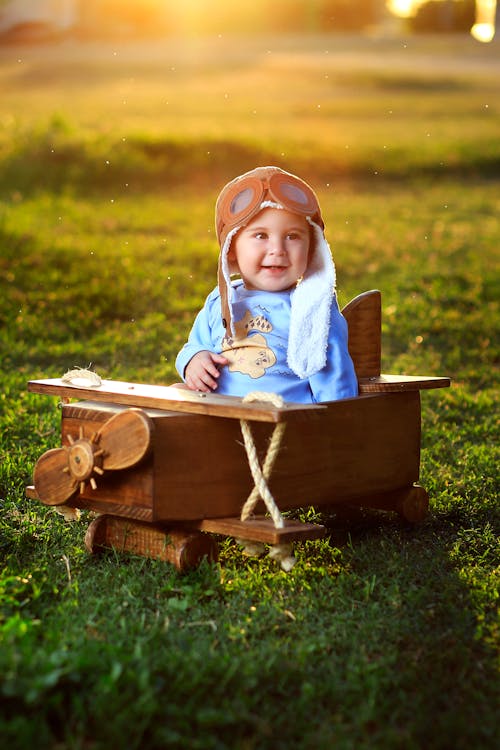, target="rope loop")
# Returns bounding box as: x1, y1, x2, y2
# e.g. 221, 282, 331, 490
242, 391, 285, 409
239, 392, 286, 528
